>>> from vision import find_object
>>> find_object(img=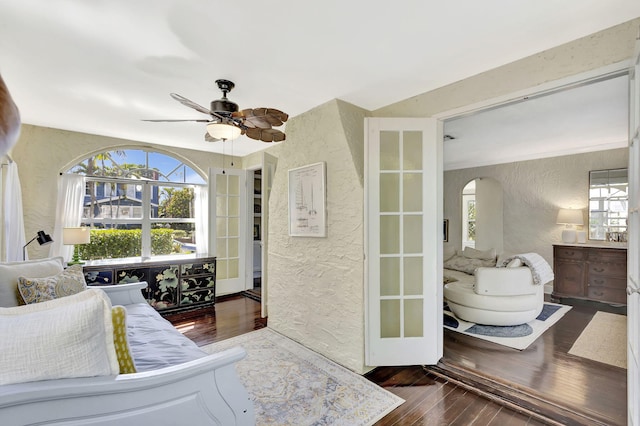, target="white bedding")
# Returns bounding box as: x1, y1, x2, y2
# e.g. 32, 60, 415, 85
443, 268, 475, 284
125, 303, 206, 372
